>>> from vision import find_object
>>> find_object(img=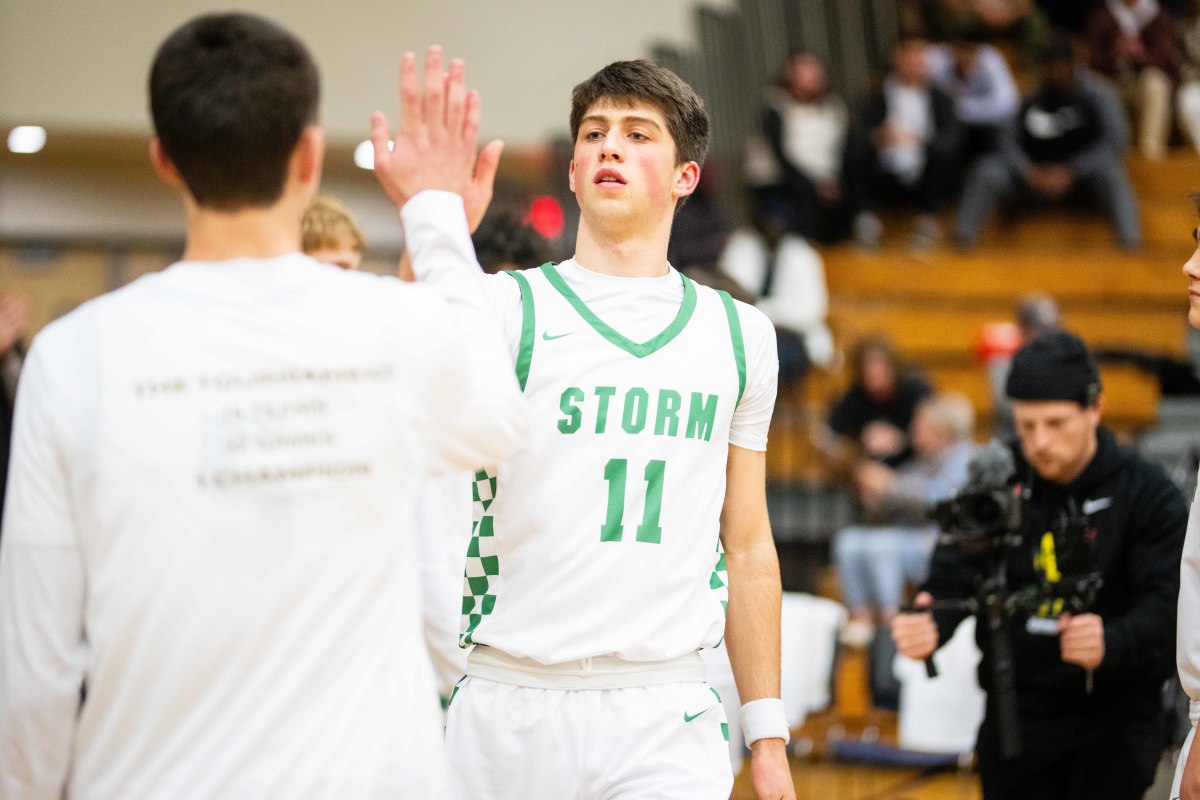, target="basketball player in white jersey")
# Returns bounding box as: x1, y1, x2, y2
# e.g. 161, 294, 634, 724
0, 16, 522, 798
1173, 203, 1200, 800
374, 52, 796, 799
